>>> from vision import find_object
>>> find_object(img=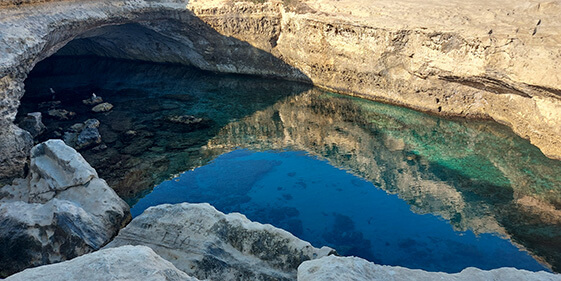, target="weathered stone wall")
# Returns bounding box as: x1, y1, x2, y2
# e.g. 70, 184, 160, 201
189, 0, 561, 161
